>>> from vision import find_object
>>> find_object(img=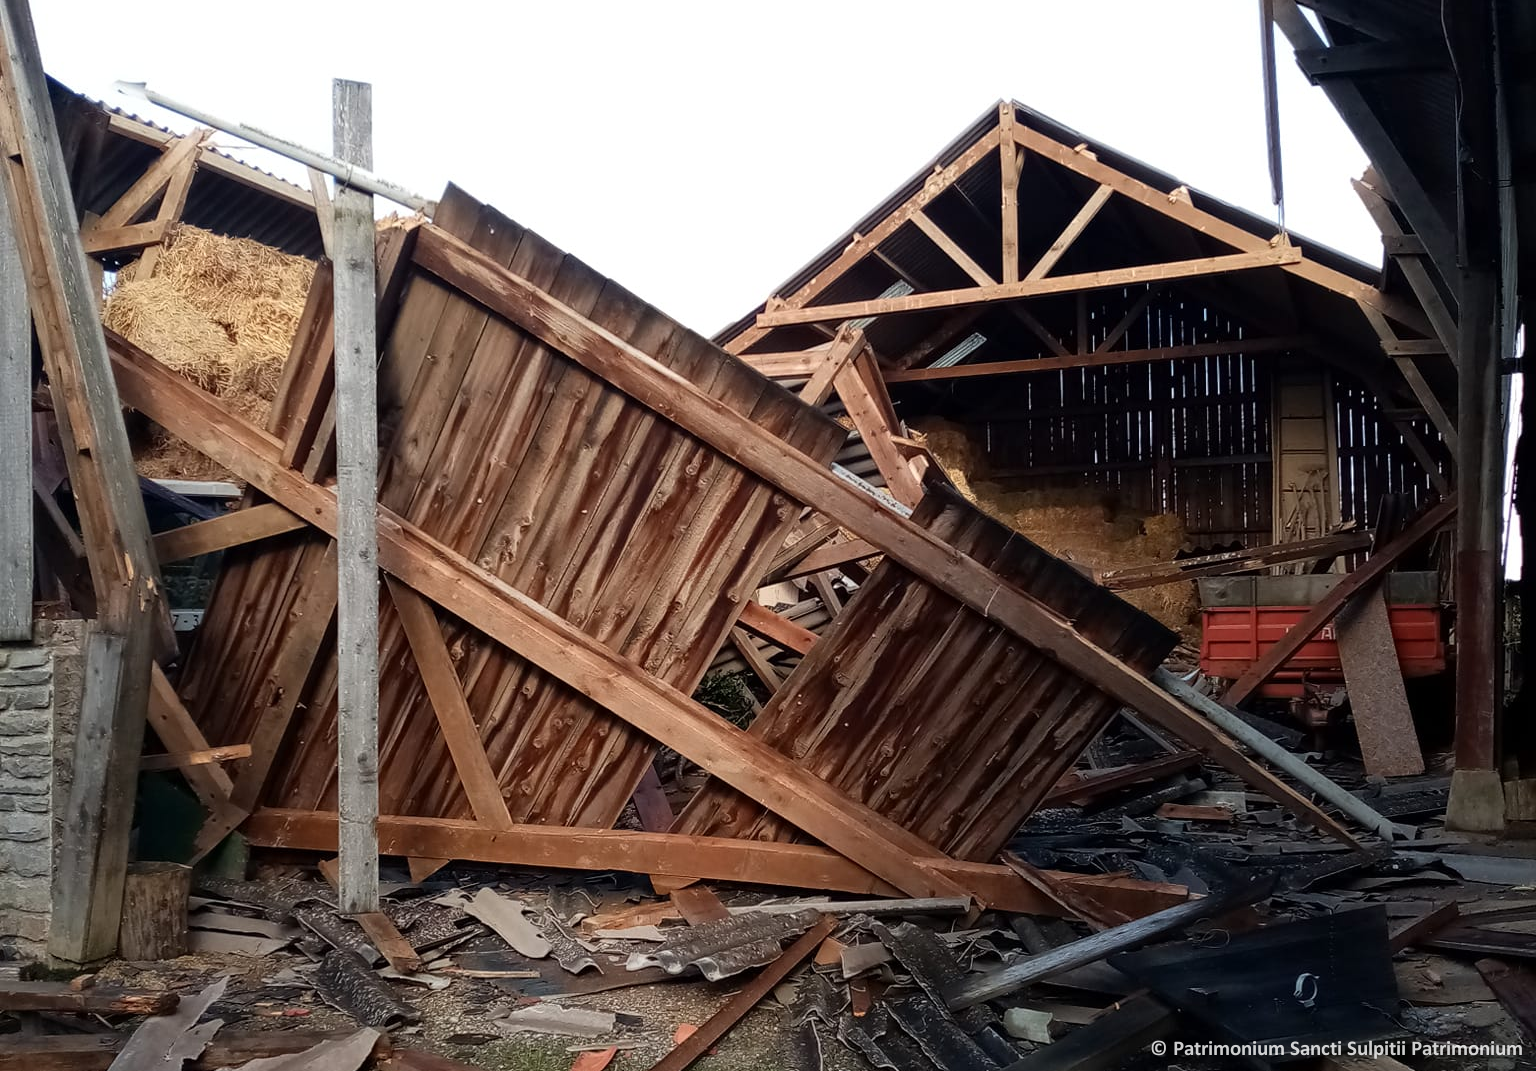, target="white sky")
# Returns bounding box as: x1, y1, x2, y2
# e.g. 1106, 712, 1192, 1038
34, 0, 1378, 336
